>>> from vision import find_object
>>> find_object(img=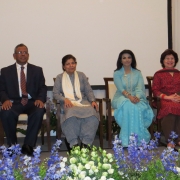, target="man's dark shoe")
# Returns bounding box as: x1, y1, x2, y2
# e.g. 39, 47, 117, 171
21, 144, 34, 156
81, 143, 91, 150
64, 138, 71, 152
